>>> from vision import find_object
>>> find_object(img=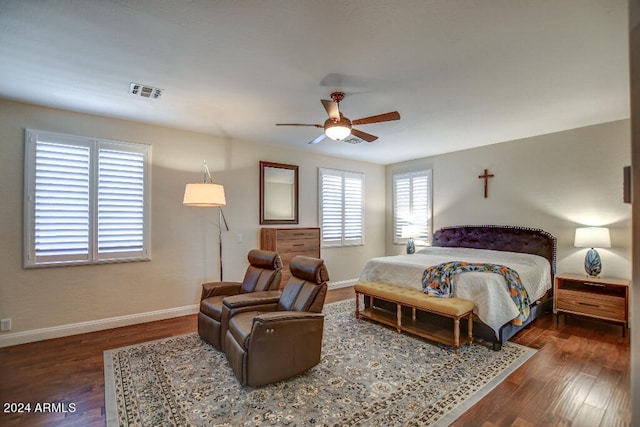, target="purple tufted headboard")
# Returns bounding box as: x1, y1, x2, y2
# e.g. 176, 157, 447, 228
432, 225, 557, 277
